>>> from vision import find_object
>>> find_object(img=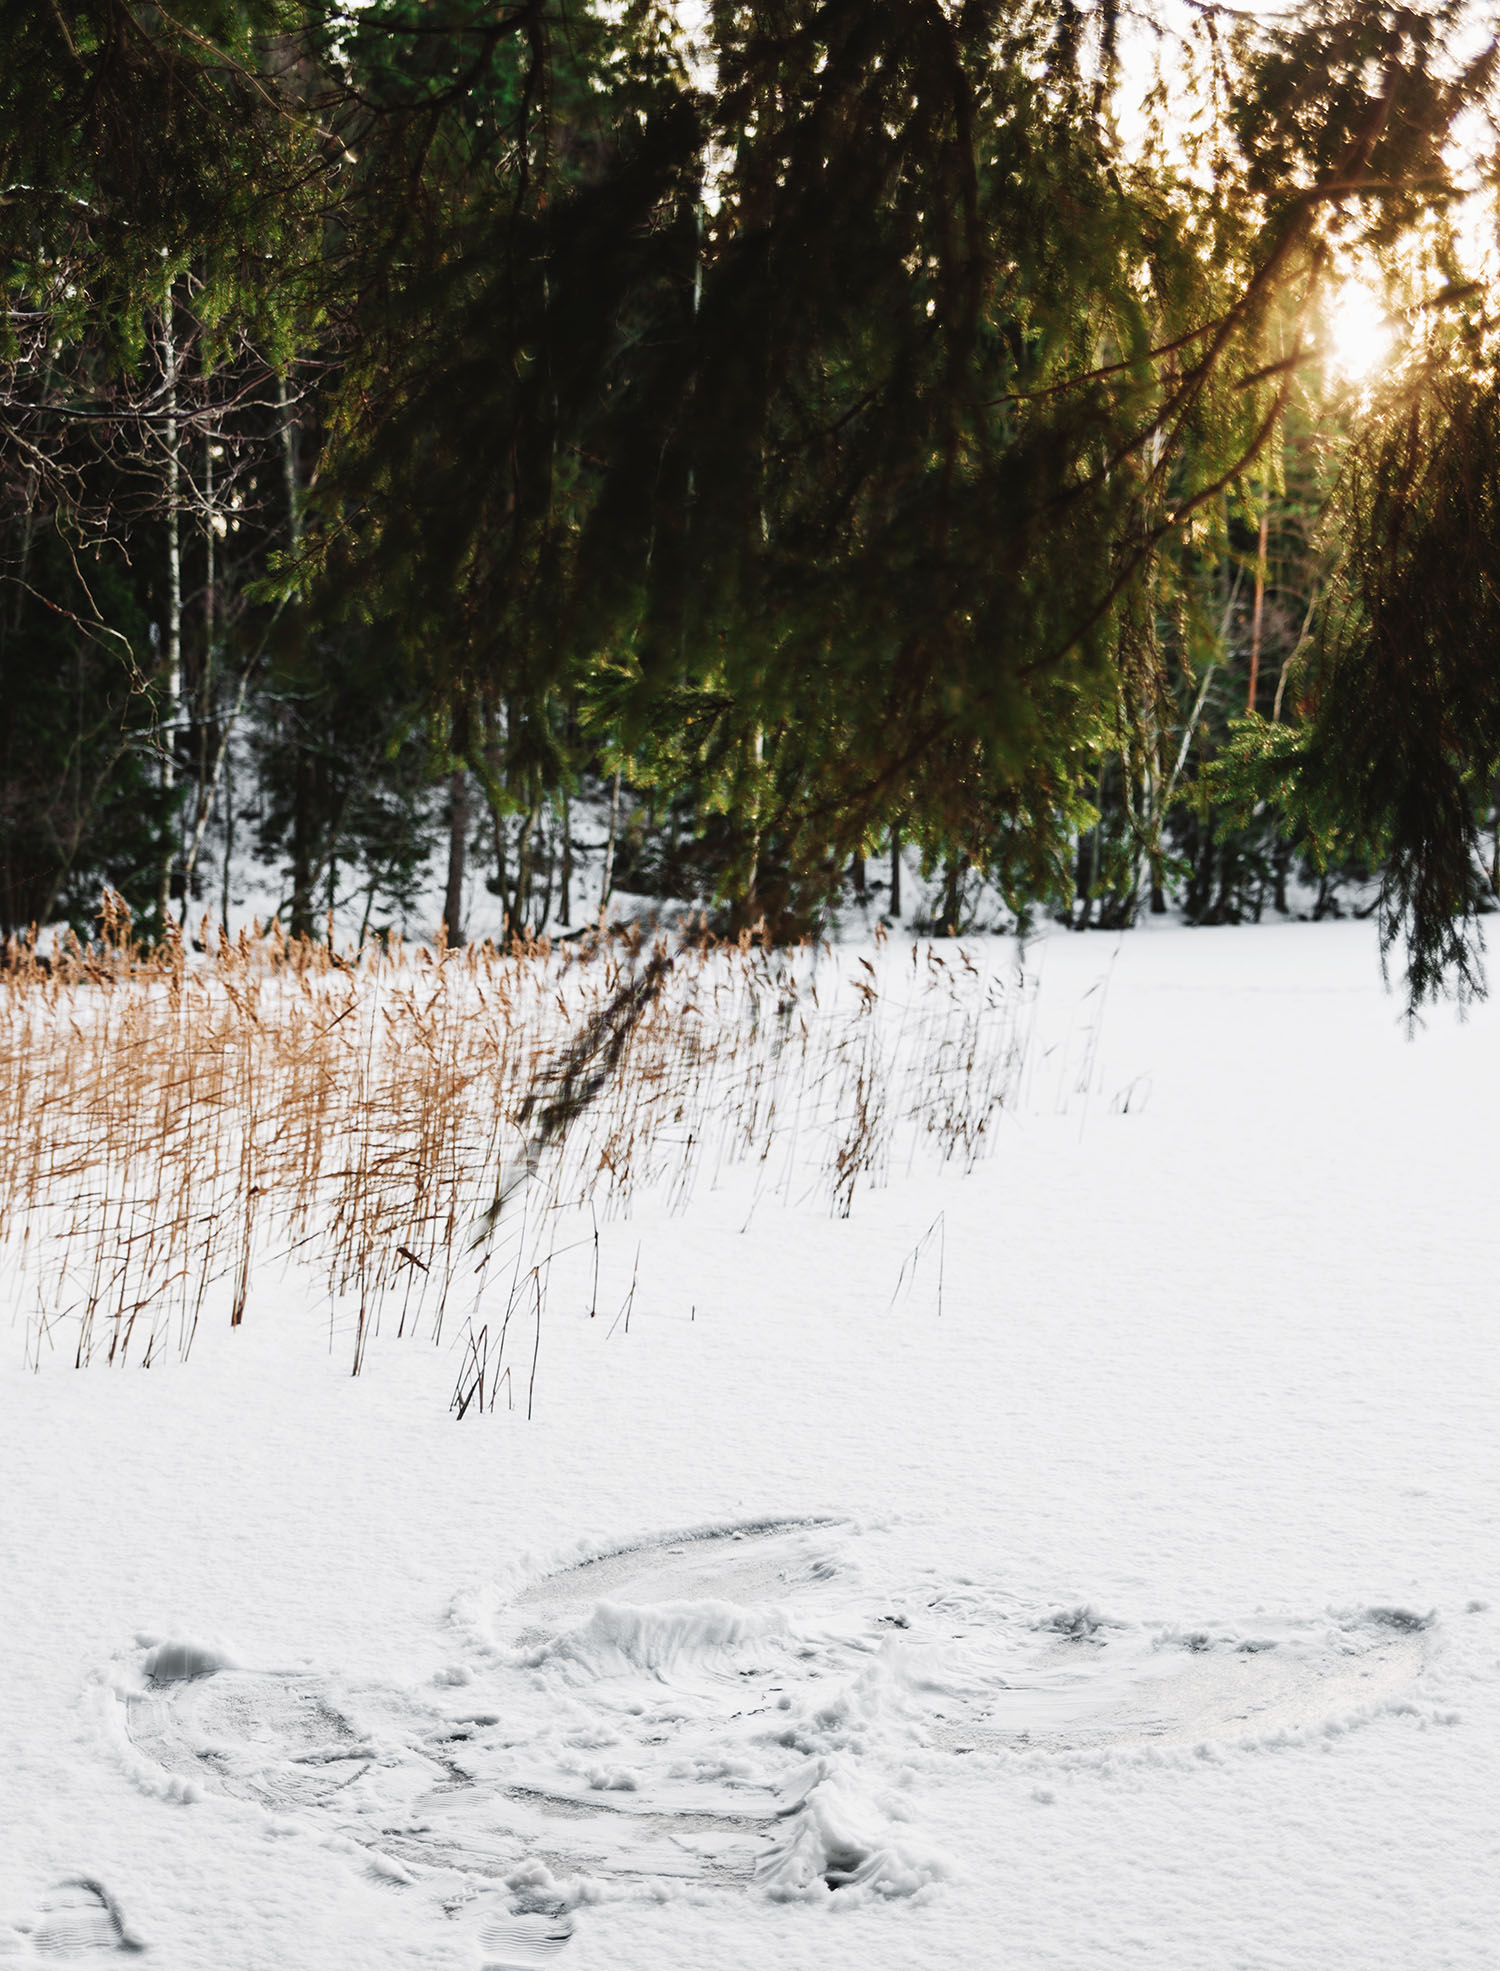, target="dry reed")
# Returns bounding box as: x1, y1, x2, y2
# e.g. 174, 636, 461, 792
0, 899, 1033, 1400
